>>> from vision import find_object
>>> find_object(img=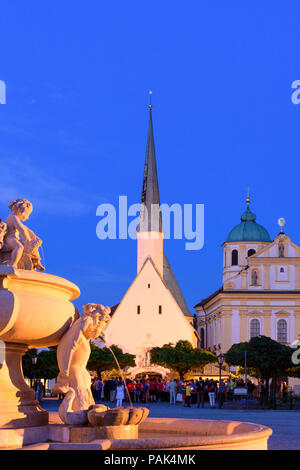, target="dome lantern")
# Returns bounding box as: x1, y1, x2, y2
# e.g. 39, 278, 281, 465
225, 198, 271, 243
